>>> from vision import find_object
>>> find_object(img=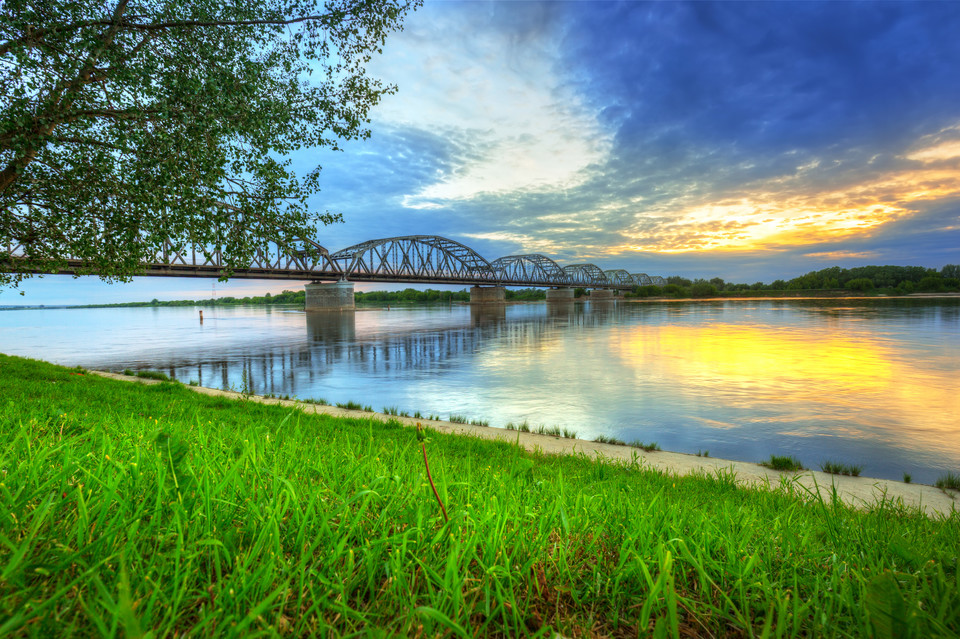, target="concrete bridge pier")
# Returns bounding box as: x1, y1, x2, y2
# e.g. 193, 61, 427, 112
305, 280, 355, 311
588, 288, 614, 300
470, 286, 506, 304
545, 287, 575, 301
